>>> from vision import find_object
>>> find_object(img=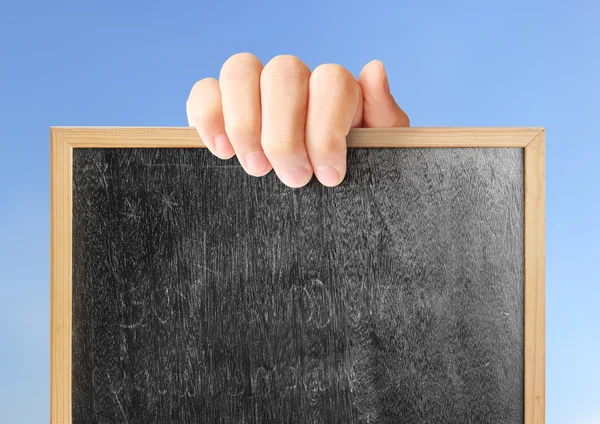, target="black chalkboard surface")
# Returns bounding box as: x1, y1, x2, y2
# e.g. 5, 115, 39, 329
71, 146, 524, 423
